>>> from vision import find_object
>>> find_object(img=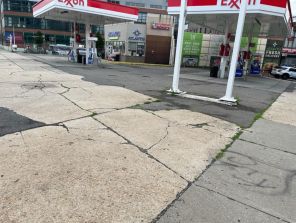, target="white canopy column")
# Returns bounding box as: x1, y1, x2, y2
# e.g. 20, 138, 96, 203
171, 0, 187, 93
220, 0, 248, 102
